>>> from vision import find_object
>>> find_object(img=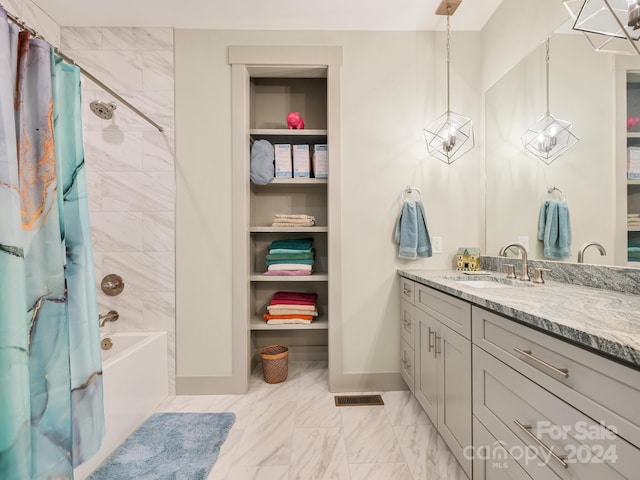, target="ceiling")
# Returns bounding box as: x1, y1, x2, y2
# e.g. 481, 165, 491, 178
32, 0, 504, 30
